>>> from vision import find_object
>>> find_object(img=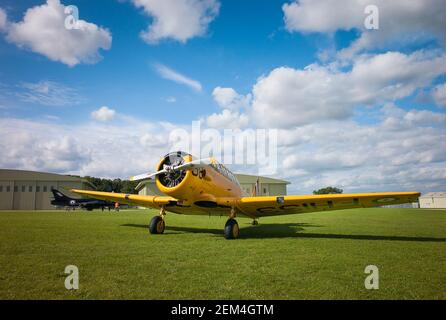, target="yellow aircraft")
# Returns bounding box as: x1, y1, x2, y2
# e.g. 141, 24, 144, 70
72, 151, 420, 240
